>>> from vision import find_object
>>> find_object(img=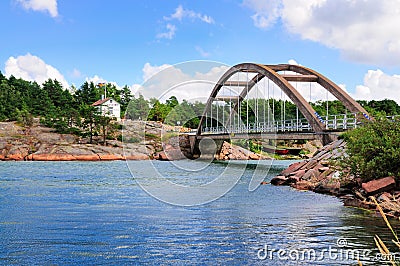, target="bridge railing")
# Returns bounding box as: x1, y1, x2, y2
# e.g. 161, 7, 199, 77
322, 113, 359, 130
200, 113, 361, 135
